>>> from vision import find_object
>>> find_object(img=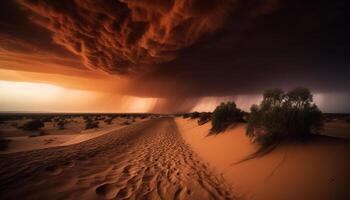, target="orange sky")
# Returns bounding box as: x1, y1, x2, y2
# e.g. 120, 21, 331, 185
0, 1, 349, 113
1, 74, 342, 113
0, 79, 158, 113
